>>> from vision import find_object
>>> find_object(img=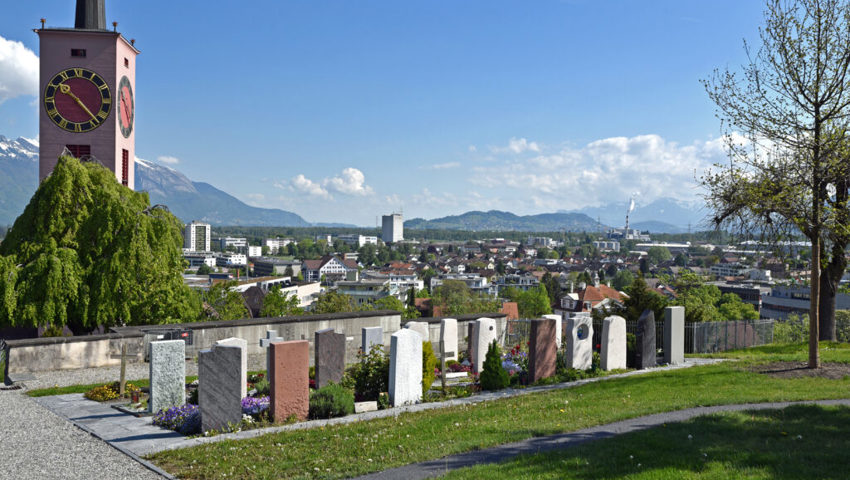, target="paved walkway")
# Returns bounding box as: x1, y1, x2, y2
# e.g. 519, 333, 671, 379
352, 398, 850, 479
